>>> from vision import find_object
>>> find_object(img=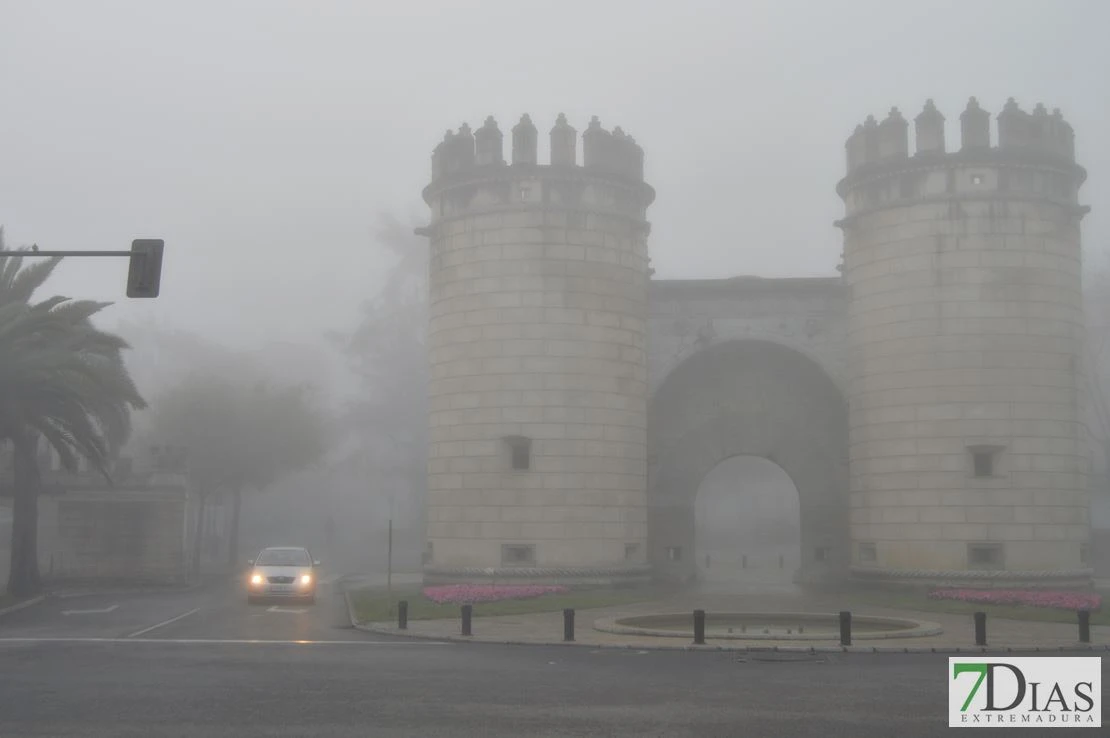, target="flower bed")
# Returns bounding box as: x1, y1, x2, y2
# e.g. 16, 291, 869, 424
423, 584, 570, 605
927, 588, 1102, 612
